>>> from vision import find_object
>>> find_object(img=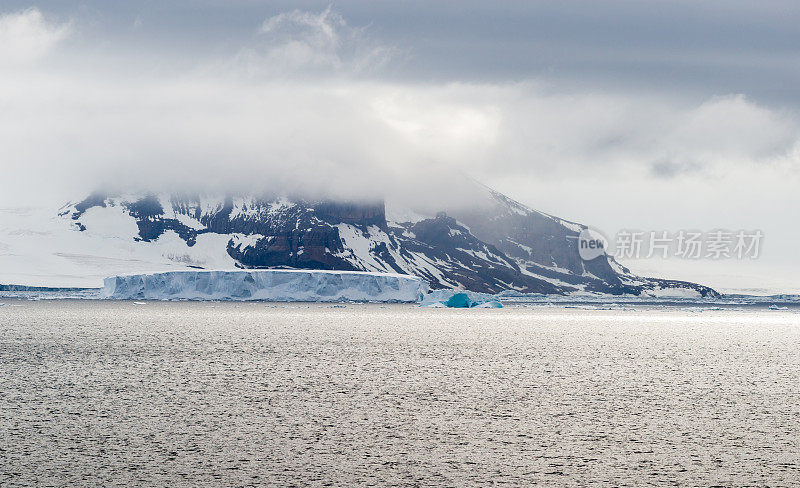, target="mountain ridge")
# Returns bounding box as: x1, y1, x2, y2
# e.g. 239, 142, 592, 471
56, 186, 719, 297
